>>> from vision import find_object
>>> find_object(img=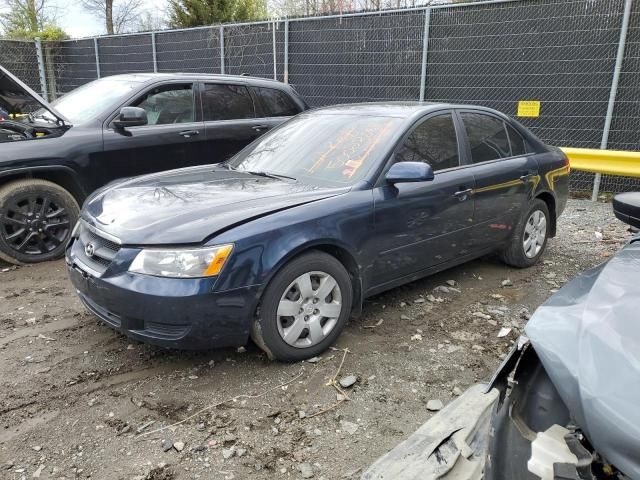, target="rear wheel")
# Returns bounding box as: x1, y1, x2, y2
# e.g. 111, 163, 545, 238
251, 251, 353, 362
500, 199, 550, 268
0, 179, 79, 264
